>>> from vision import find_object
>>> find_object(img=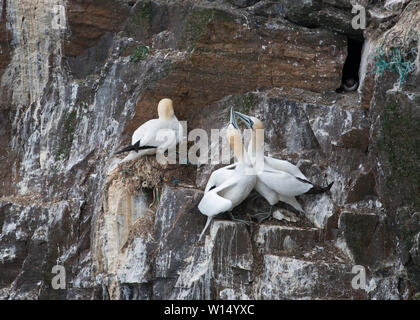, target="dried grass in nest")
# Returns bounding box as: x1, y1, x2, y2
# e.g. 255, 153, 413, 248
107, 156, 166, 197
